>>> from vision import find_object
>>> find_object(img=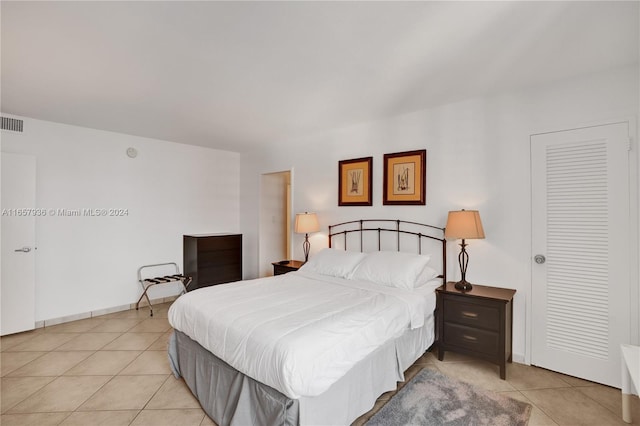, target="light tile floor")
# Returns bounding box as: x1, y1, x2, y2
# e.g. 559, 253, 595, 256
1, 302, 638, 426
